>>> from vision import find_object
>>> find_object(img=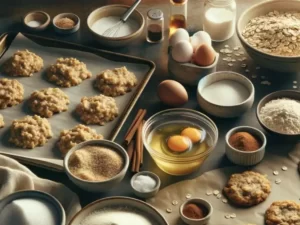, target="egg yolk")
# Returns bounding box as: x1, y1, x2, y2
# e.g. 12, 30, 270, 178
181, 127, 202, 143
167, 135, 190, 152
